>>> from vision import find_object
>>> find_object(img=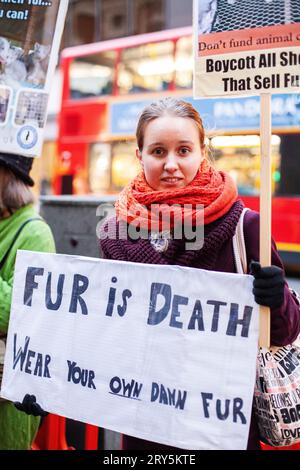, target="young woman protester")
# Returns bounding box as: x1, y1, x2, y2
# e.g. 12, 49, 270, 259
0, 153, 55, 450
15, 98, 300, 450
99, 98, 300, 450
